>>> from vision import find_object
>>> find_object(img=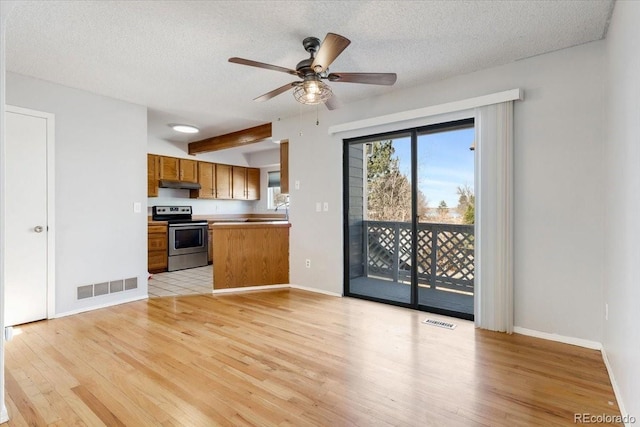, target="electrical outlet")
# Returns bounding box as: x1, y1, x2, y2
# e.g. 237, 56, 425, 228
305, 259, 311, 268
